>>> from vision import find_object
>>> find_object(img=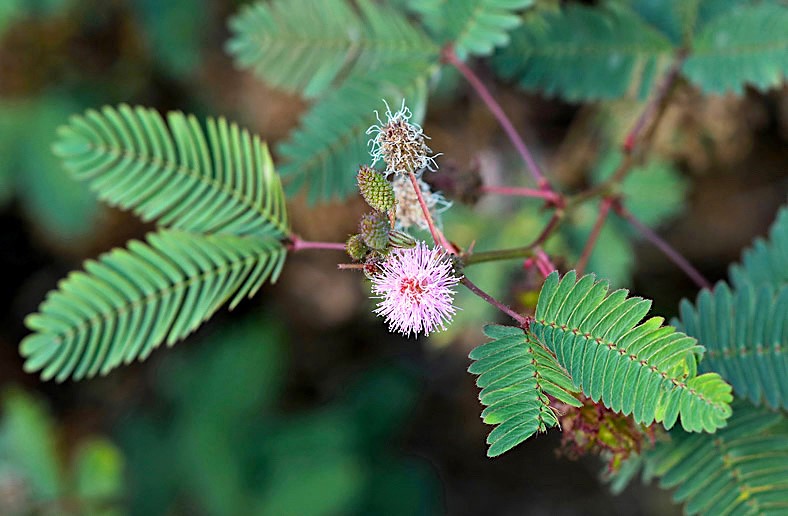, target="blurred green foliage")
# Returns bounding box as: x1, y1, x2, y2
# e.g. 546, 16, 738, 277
0, 388, 124, 515
119, 315, 441, 515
